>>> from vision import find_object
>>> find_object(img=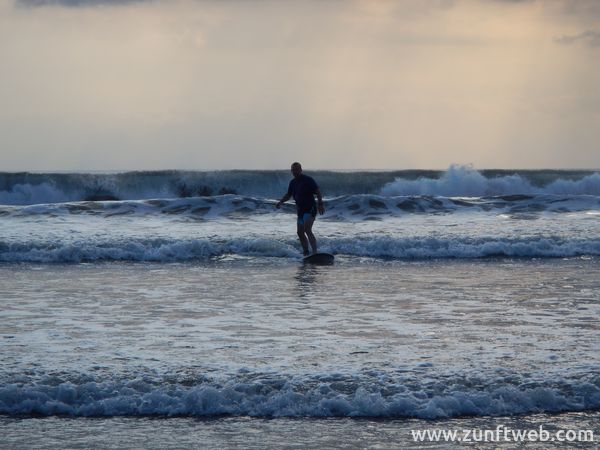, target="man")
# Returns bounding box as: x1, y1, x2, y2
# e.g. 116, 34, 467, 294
276, 162, 325, 256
